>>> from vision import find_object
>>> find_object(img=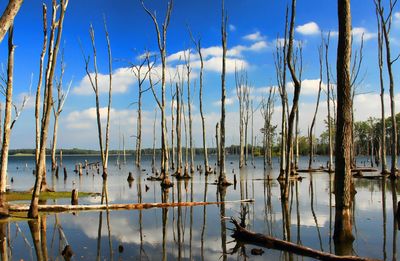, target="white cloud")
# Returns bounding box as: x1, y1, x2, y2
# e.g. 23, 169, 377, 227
229, 24, 236, 32
243, 31, 265, 42
296, 22, 320, 36
352, 27, 375, 42
287, 79, 327, 96
73, 67, 134, 96
213, 97, 235, 106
